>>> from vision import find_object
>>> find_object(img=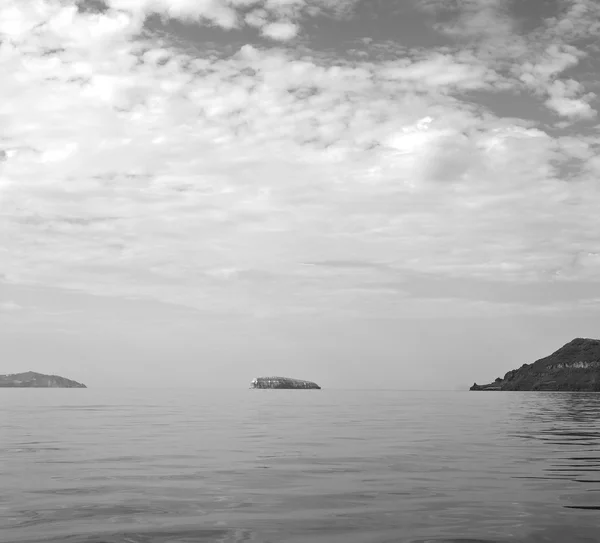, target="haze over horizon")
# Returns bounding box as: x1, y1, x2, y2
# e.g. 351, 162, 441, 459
2, 0, 600, 389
